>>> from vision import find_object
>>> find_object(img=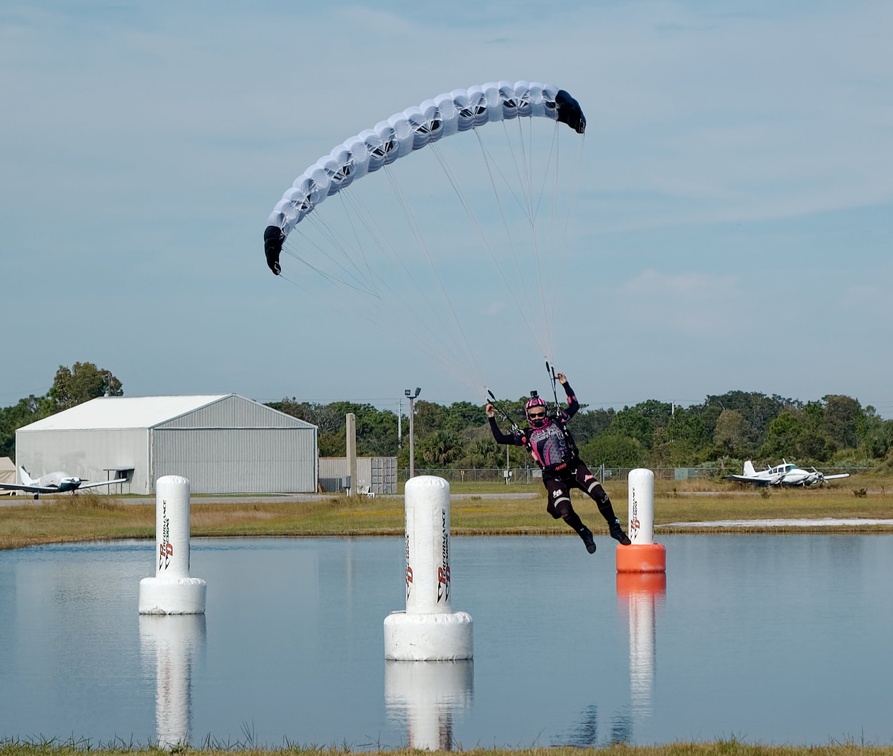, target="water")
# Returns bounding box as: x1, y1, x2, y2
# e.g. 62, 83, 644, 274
1, 535, 891, 748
